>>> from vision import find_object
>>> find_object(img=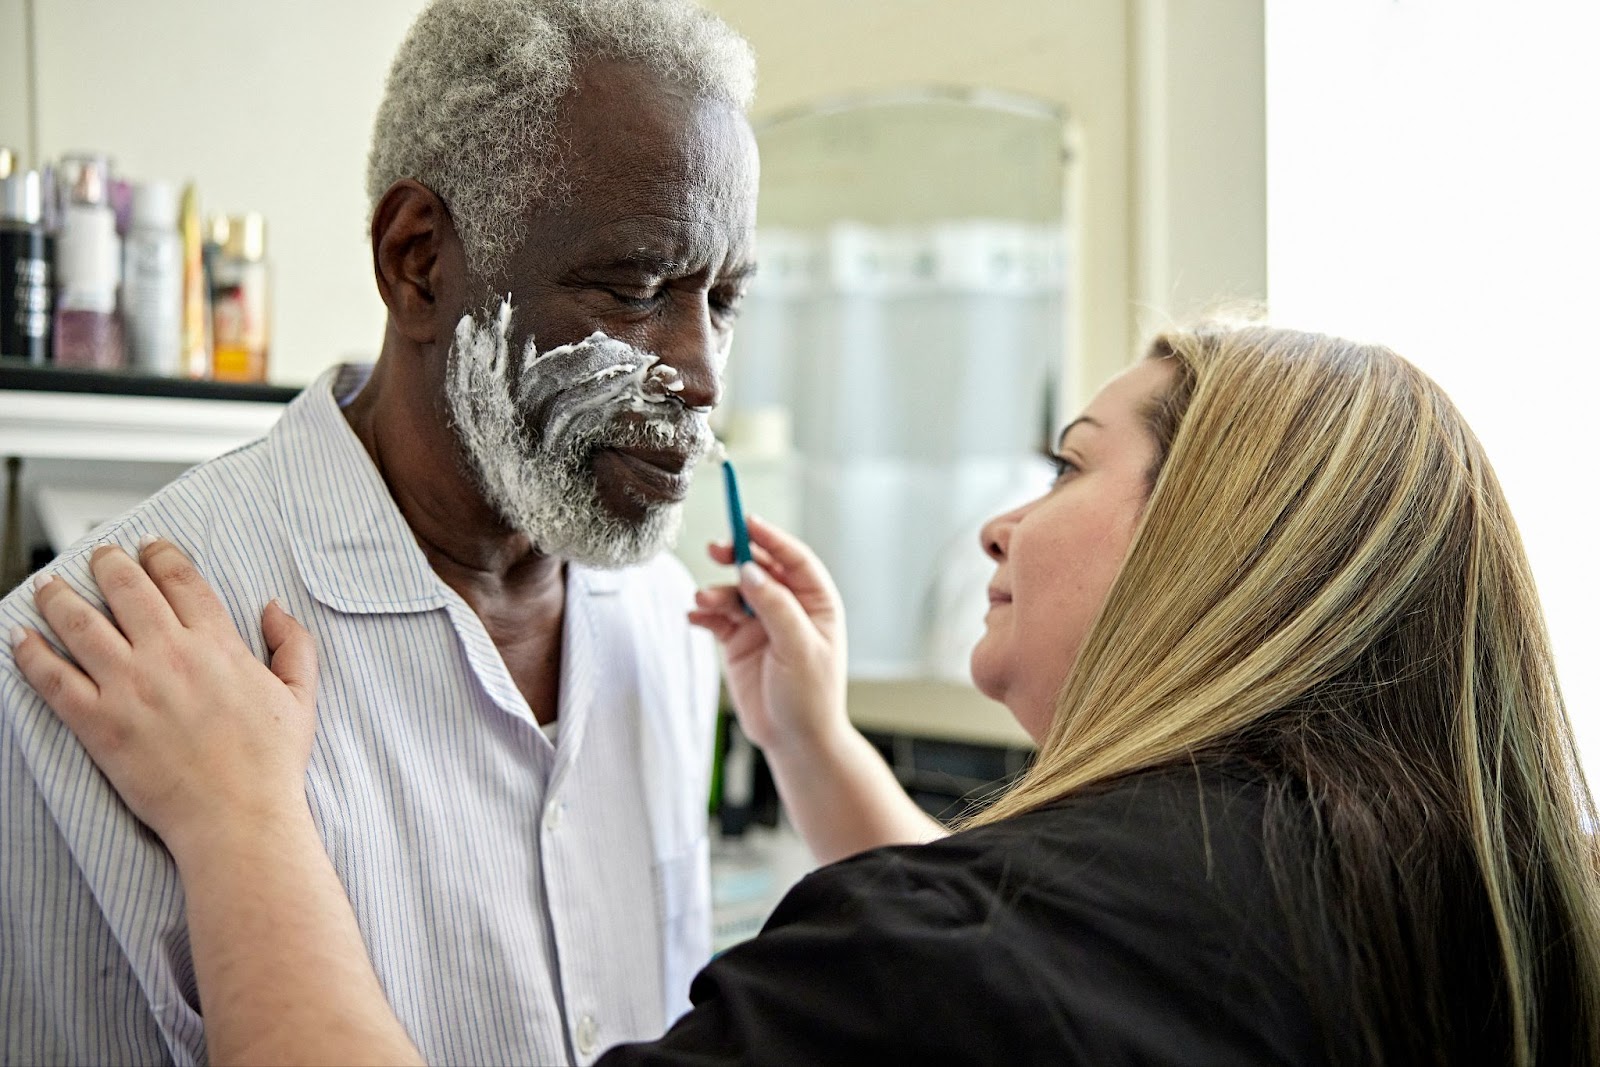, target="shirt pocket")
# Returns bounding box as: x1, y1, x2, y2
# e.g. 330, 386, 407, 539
652, 832, 711, 1021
